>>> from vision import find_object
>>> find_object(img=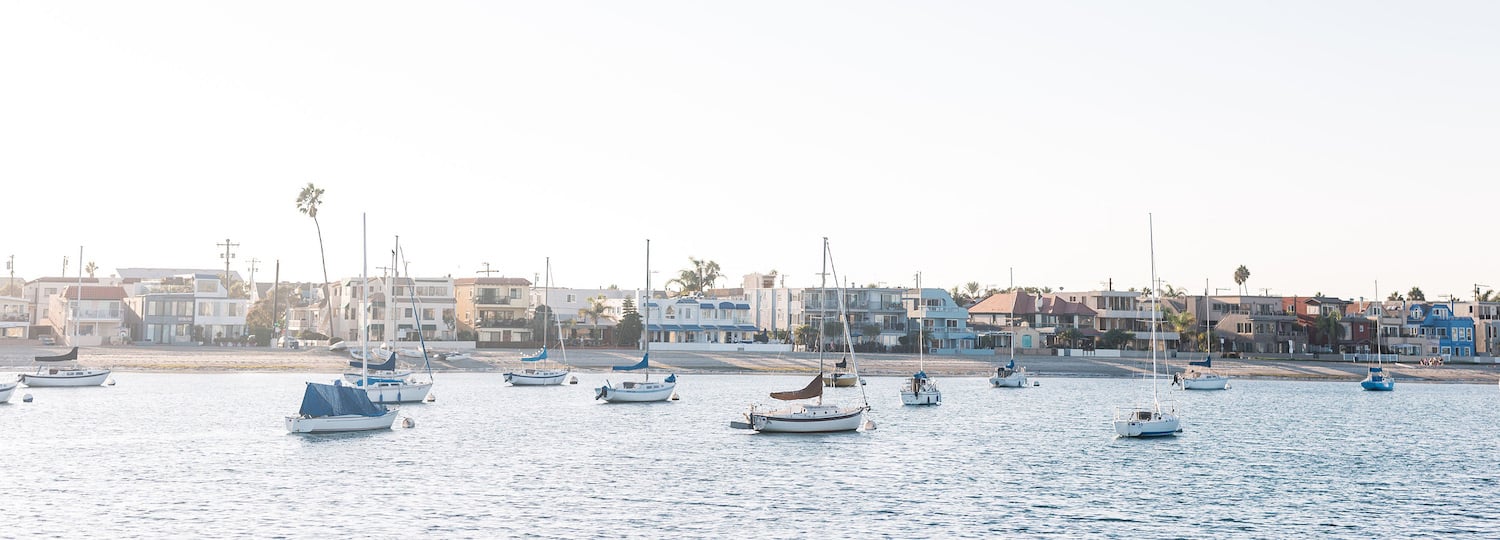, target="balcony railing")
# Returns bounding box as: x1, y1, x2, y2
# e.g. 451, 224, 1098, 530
475, 296, 514, 306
